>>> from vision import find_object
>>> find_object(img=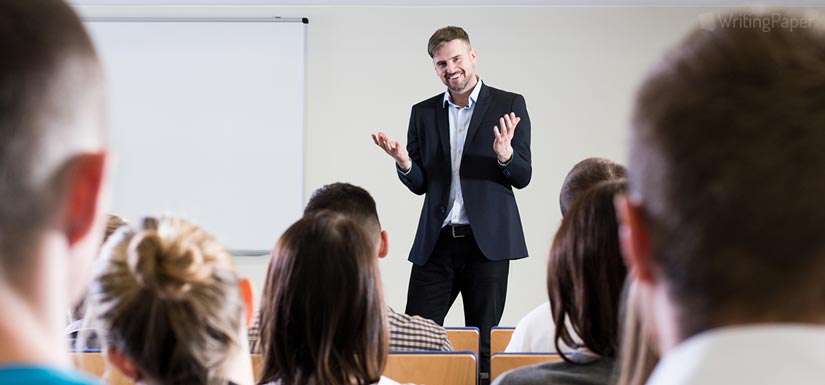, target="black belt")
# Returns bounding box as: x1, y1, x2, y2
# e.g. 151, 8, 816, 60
442, 224, 472, 238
